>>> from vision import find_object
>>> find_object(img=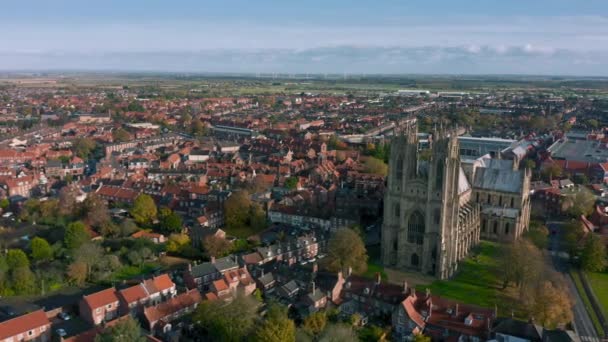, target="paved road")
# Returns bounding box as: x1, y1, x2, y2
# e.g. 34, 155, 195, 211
548, 222, 600, 341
